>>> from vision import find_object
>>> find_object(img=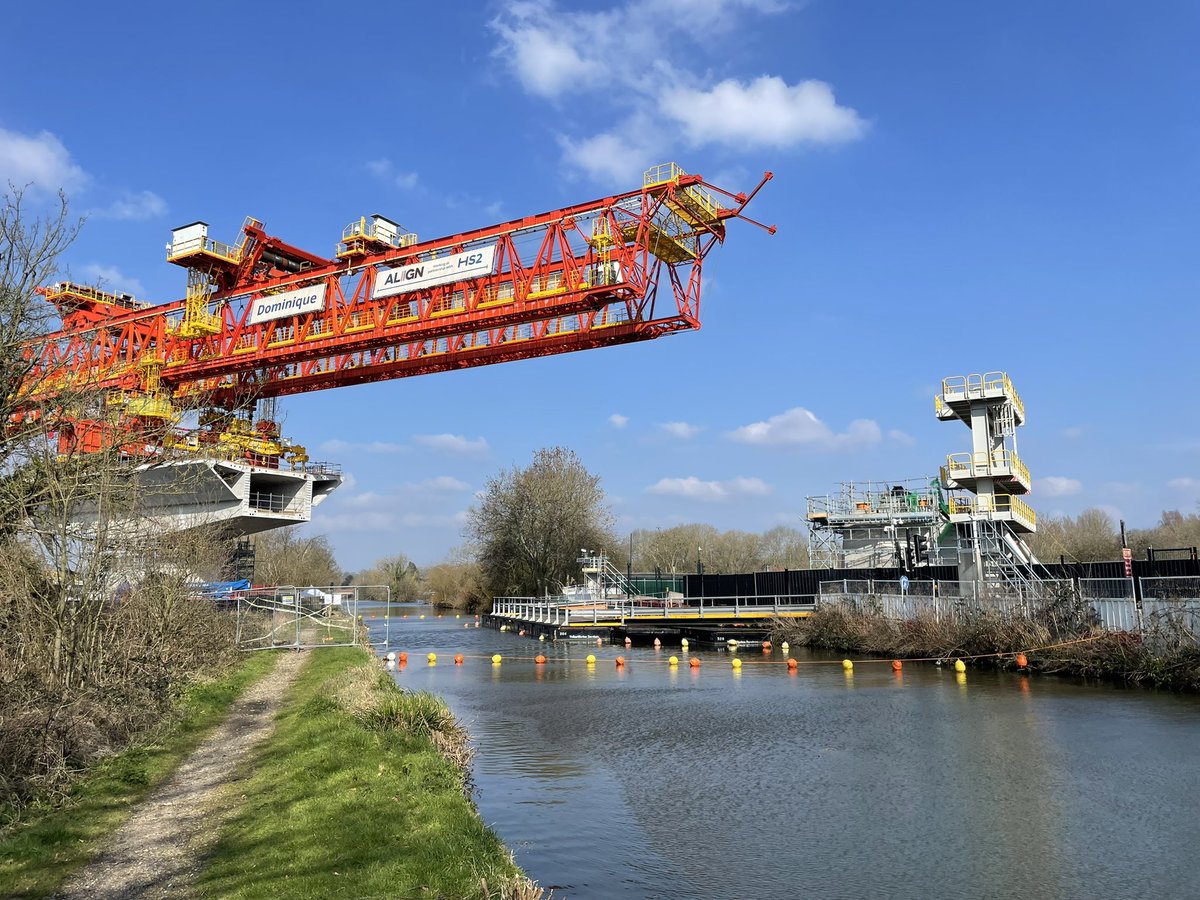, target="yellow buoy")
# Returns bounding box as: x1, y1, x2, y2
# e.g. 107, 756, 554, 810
419, 614, 425, 619
731, 658, 742, 670
427, 652, 437, 663
954, 659, 966, 673
499, 625, 507, 632
781, 641, 789, 652
455, 614, 461, 619
842, 659, 854, 670
681, 638, 689, 648
586, 654, 597, 664
539, 634, 547, 642
491, 654, 502, 664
